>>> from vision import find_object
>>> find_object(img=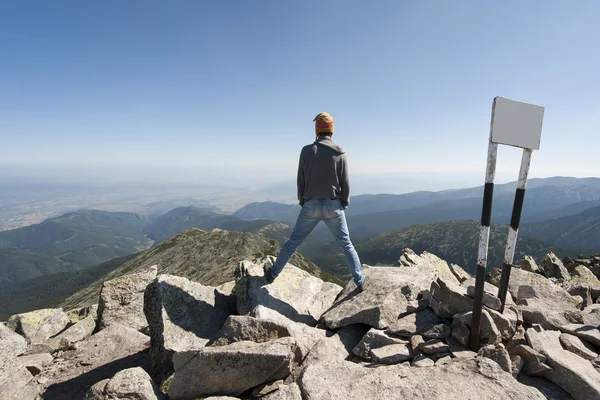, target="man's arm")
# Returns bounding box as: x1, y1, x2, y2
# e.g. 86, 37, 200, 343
340, 153, 350, 208
297, 149, 305, 206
